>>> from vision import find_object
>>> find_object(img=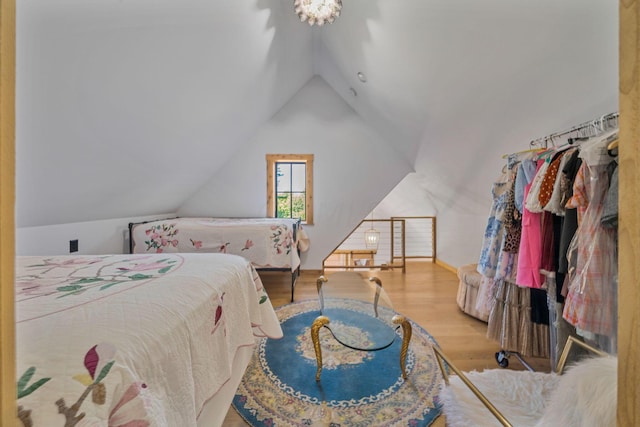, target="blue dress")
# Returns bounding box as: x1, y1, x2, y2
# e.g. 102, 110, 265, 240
477, 168, 511, 278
